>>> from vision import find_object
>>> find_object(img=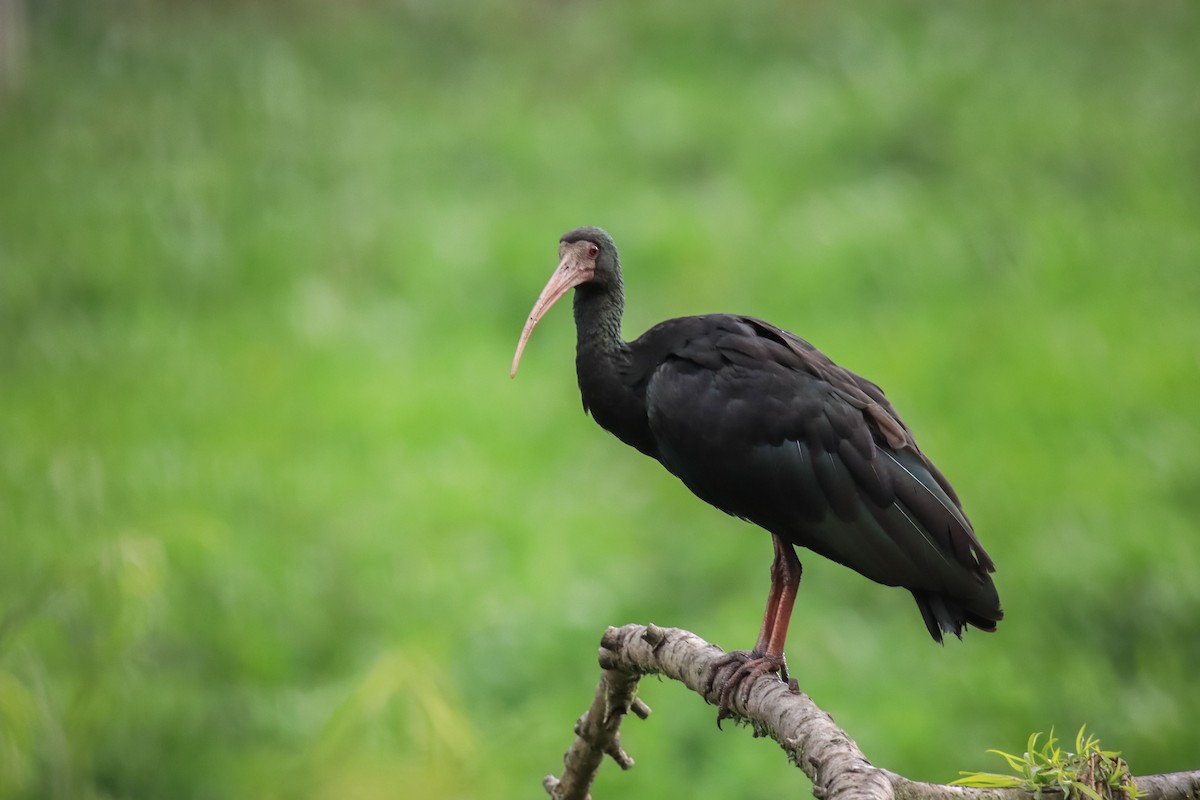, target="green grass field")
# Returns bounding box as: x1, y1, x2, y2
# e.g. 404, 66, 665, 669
2, 1, 1199, 797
